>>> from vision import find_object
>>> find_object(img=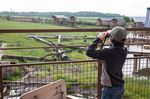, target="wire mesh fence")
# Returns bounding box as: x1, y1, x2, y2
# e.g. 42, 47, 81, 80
1, 60, 98, 99
123, 56, 150, 99
0, 57, 150, 99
